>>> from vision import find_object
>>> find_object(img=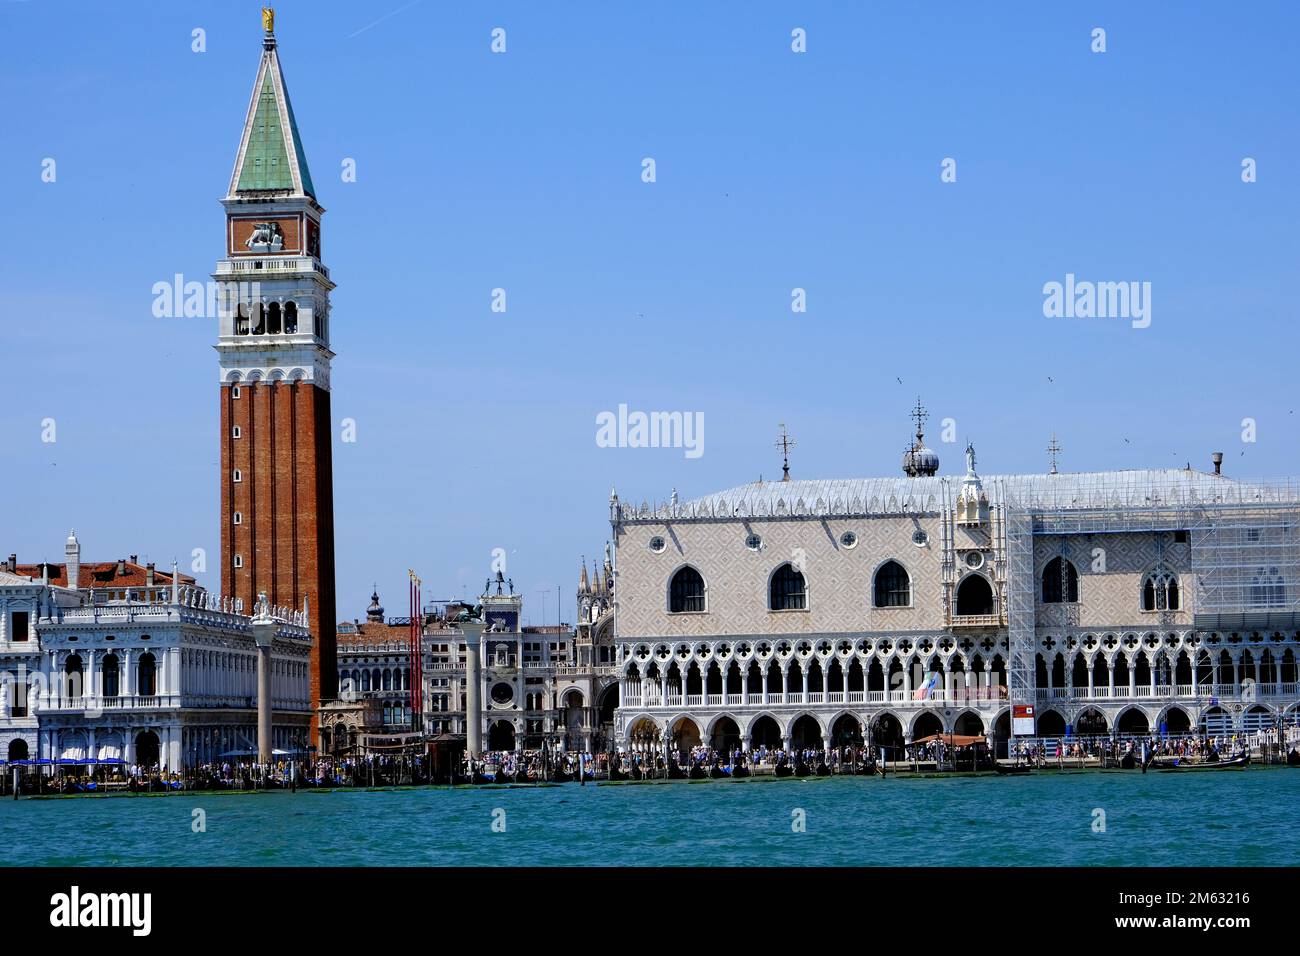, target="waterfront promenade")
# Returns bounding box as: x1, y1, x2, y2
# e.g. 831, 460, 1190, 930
6, 725, 1296, 796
